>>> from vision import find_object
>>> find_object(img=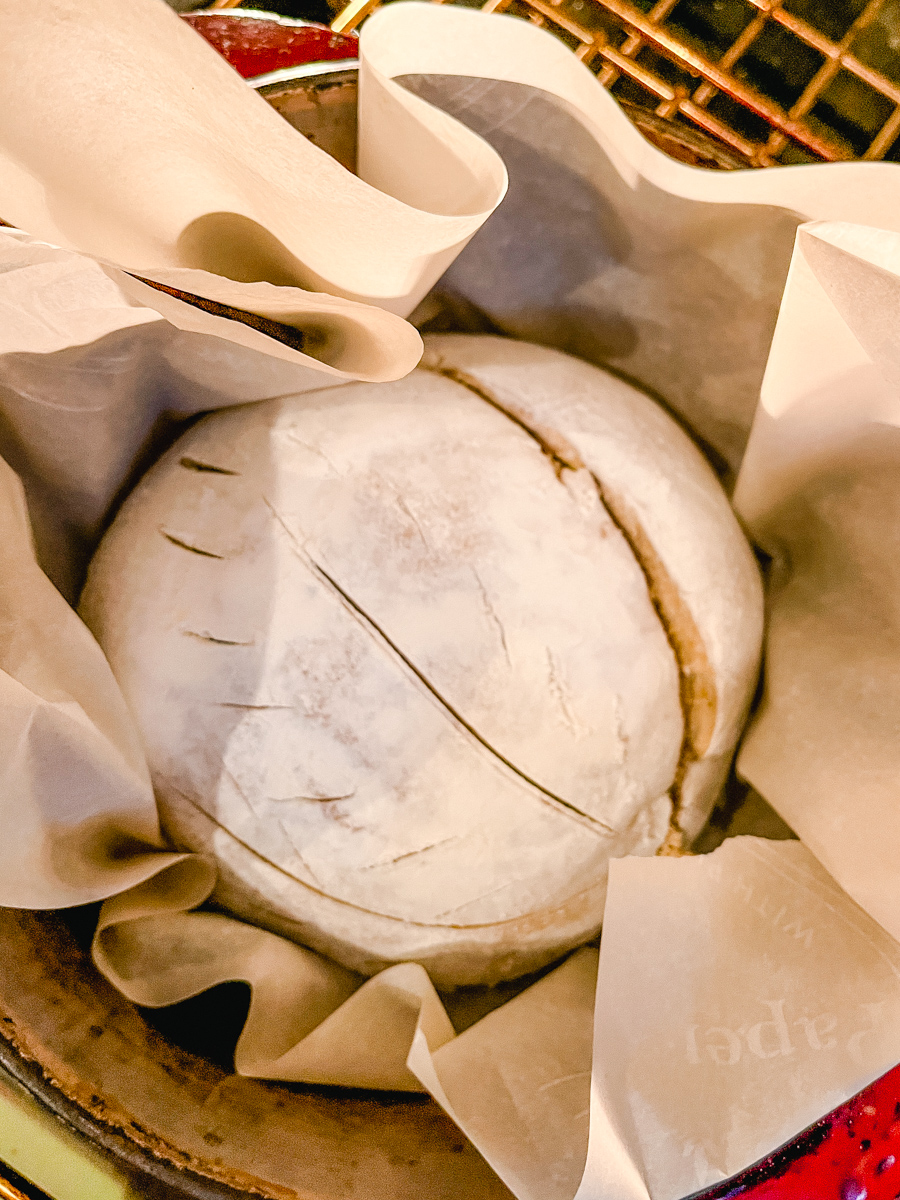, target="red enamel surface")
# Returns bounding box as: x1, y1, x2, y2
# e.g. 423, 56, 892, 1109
694, 1063, 900, 1199
183, 12, 358, 79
